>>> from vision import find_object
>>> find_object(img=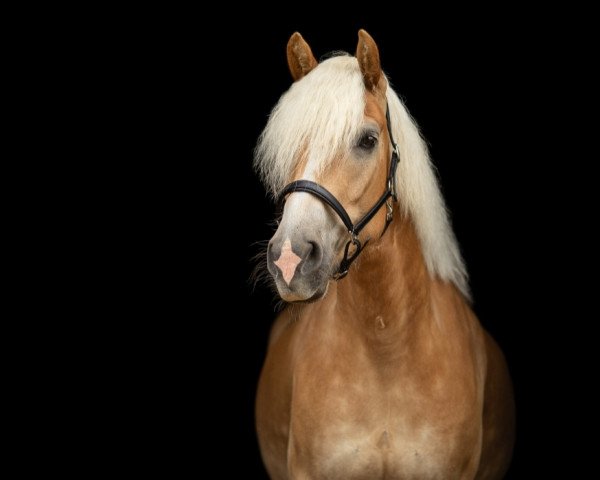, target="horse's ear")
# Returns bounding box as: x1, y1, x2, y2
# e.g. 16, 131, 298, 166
356, 29, 382, 92
287, 32, 318, 81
